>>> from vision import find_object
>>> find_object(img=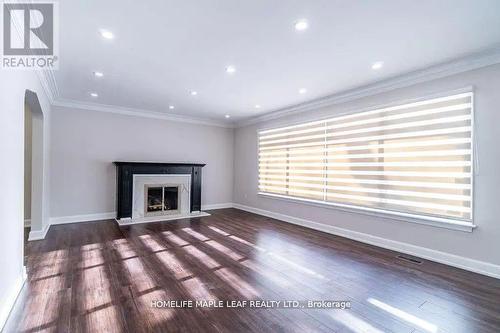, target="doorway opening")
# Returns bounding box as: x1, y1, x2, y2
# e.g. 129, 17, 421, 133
24, 90, 45, 263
